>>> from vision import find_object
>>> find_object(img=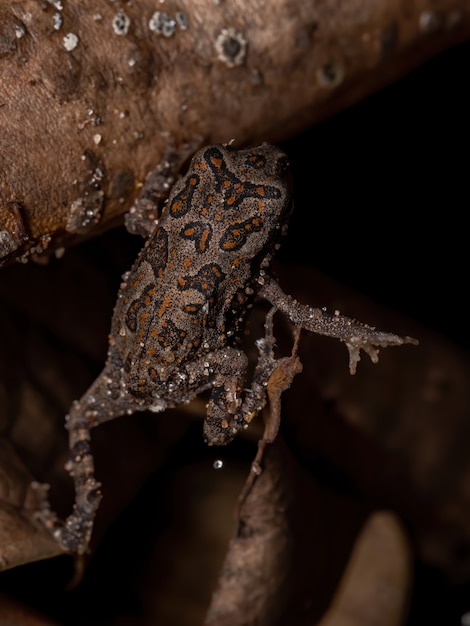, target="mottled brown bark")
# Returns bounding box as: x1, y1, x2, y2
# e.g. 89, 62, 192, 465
0, 0, 469, 264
